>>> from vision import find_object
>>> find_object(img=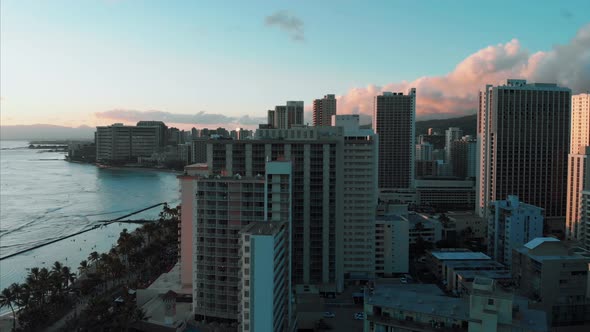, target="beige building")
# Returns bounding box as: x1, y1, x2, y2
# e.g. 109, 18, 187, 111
512, 237, 590, 326
334, 115, 379, 280
313, 94, 337, 126
566, 93, 590, 243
